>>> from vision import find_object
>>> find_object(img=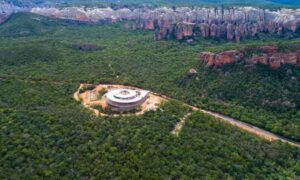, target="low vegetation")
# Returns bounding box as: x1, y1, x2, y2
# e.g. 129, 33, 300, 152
97, 88, 107, 99
79, 85, 96, 94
